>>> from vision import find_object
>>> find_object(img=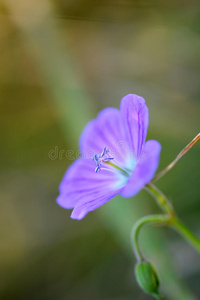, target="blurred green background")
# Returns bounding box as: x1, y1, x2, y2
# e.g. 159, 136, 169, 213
0, 1, 200, 299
